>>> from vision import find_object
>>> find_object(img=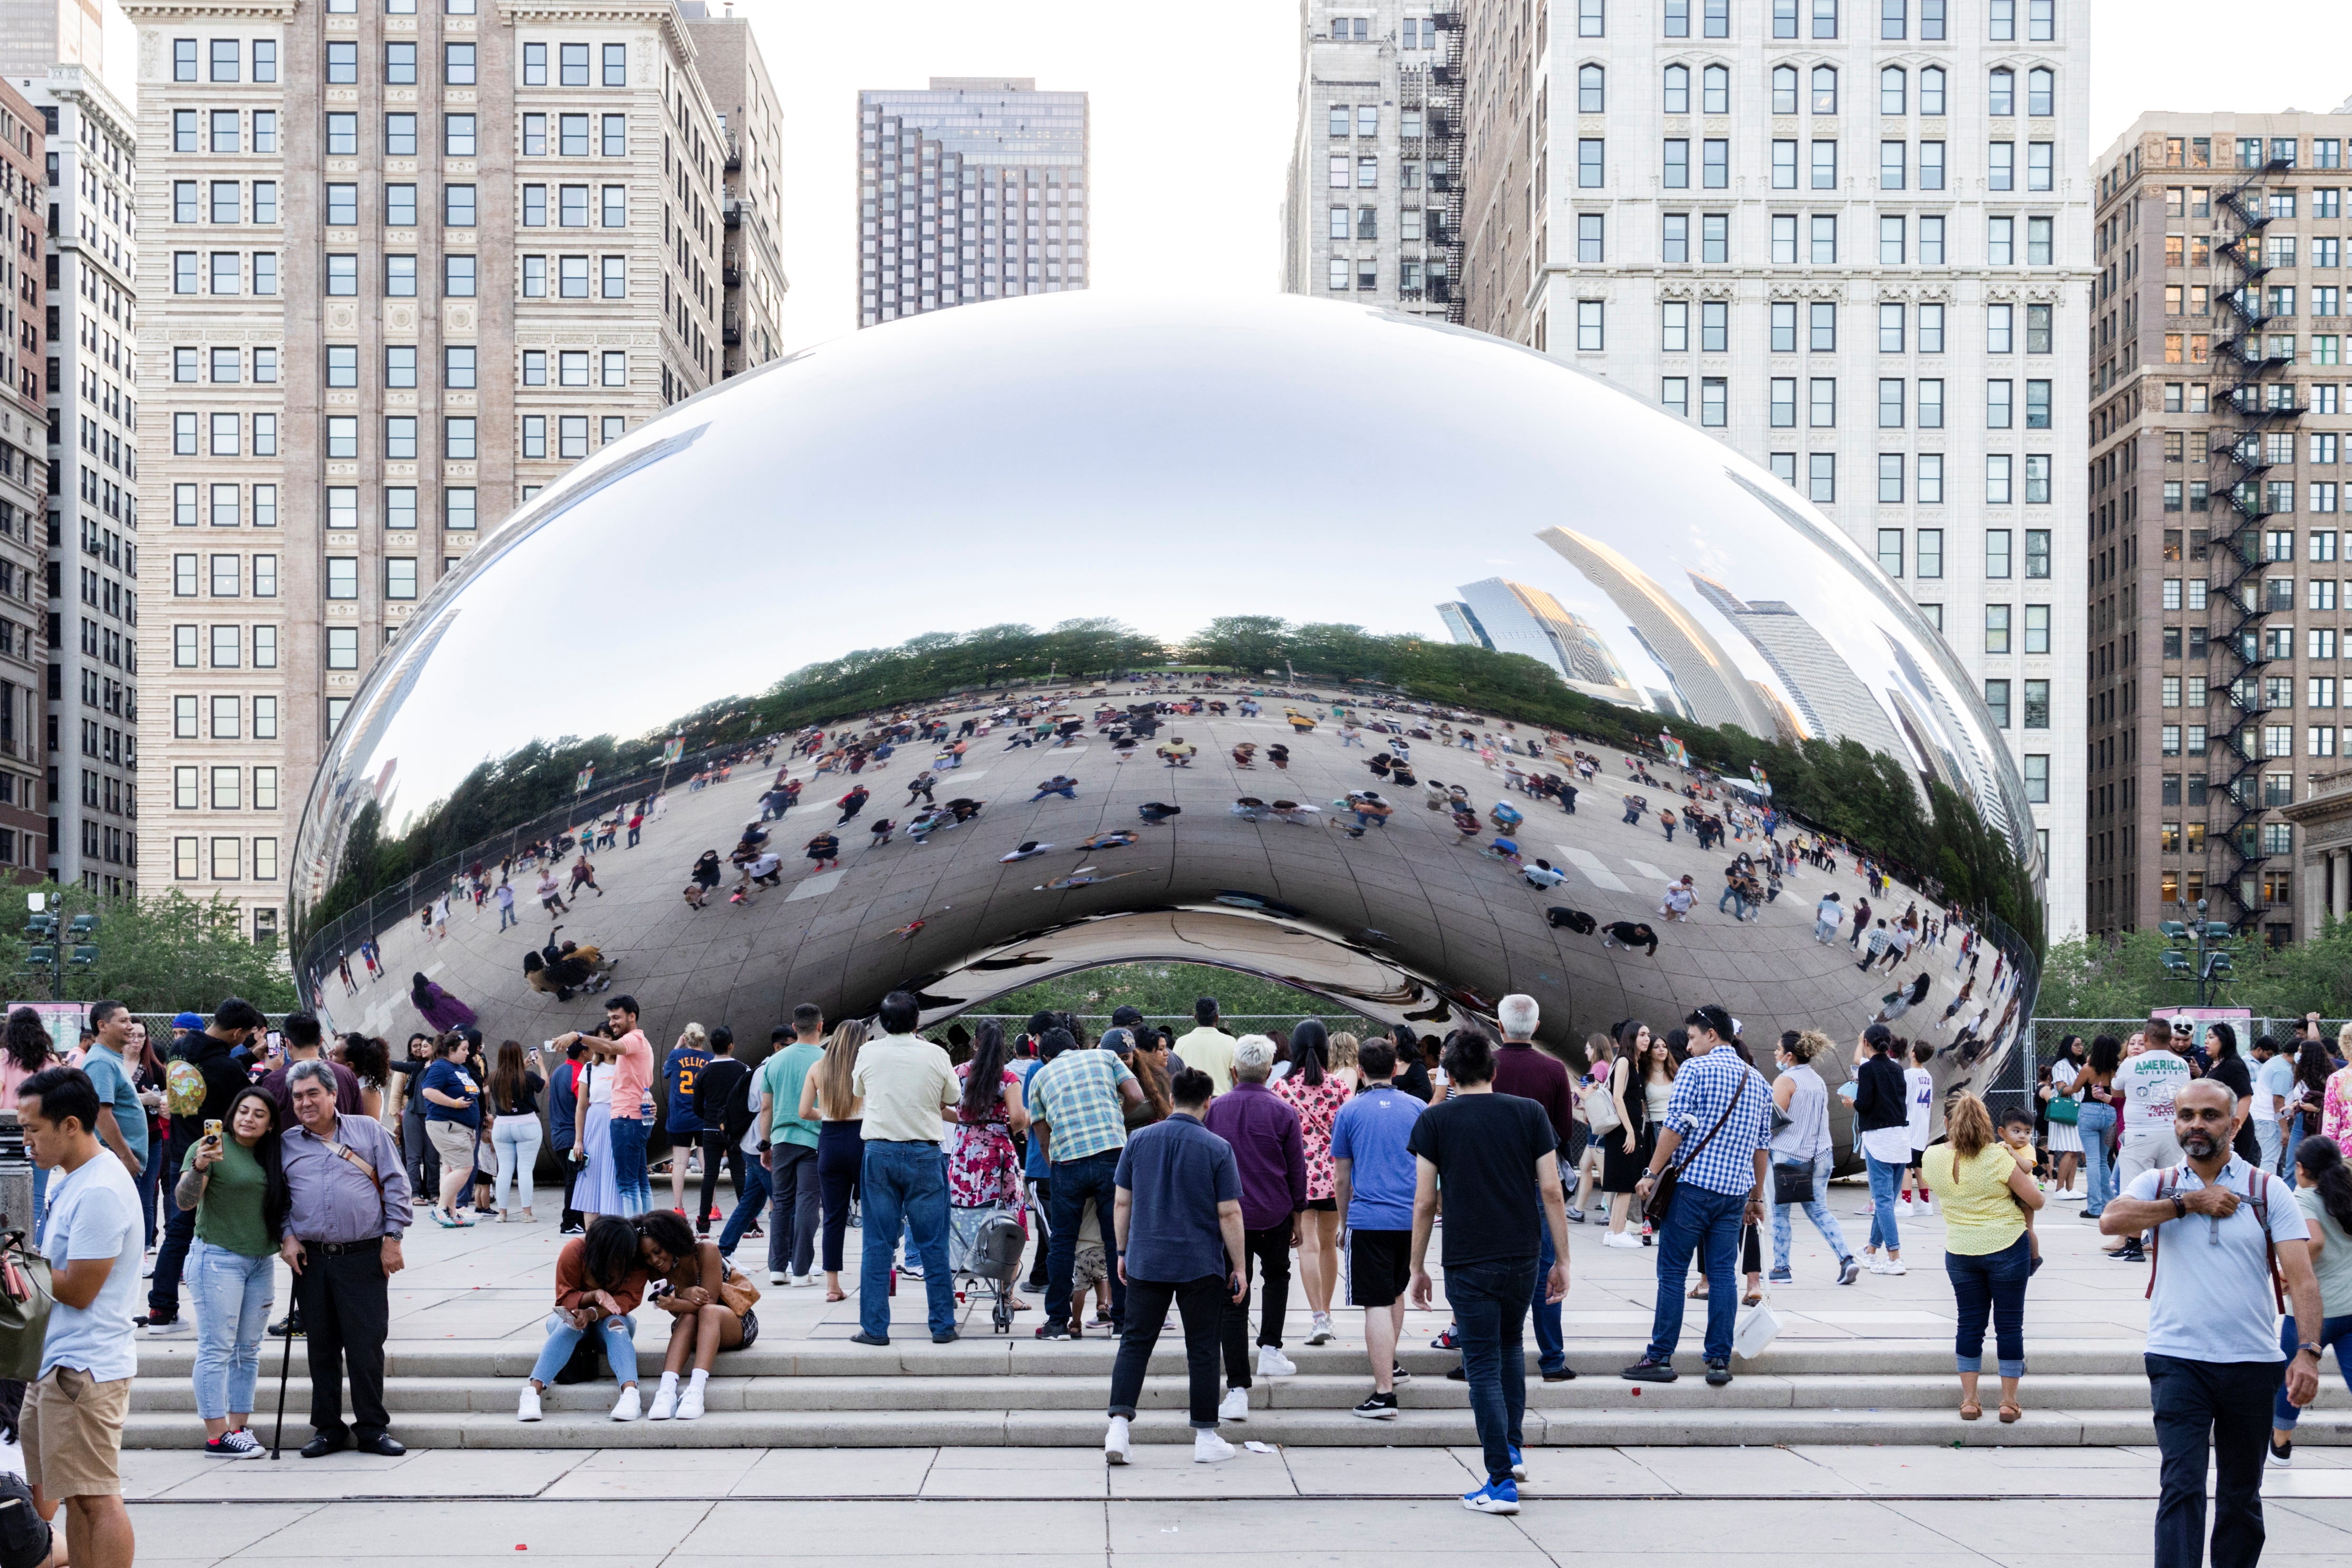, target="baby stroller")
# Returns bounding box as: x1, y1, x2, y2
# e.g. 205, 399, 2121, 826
950, 1205, 1027, 1333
